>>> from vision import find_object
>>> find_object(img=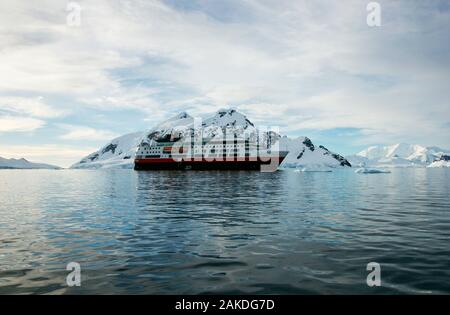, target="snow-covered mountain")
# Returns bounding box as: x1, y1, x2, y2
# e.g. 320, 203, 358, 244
347, 144, 449, 168
202, 109, 256, 137
279, 136, 351, 168
71, 132, 144, 169
72, 112, 195, 169
427, 155, 450, 168
139, 109, 260, 148
71, 109, 351, 169
0, 156, 60, 169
